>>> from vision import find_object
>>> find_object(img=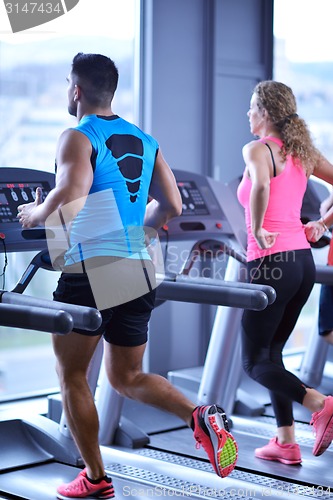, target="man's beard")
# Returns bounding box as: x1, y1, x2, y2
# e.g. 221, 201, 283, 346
68, 102, 77, 117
